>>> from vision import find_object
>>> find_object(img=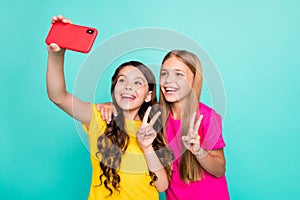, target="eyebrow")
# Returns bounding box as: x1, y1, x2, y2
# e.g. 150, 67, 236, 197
117, 74, 146, 82
133, 77, 146, 83
161, 67, 186, 73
